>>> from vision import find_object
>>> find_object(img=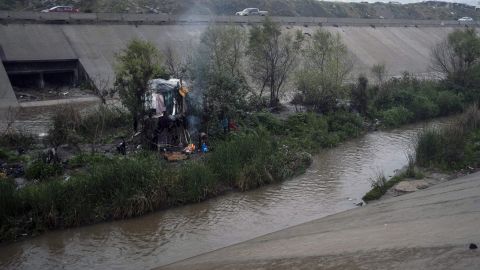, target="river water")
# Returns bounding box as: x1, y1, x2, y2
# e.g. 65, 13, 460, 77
0, 117, 451, 270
